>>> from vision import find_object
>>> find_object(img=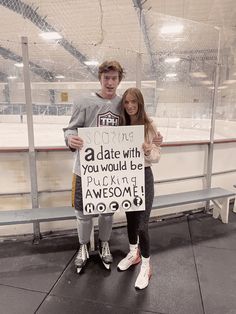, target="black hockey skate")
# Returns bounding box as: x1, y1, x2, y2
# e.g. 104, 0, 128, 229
75, 243, 89, 273
98, 240, 113, 270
